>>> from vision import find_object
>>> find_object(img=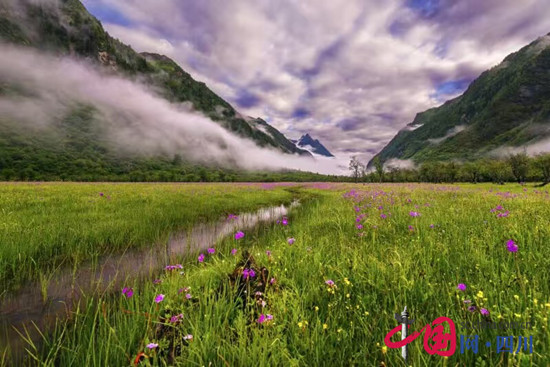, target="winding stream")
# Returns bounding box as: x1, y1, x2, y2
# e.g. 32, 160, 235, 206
0, 200, 298, 363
